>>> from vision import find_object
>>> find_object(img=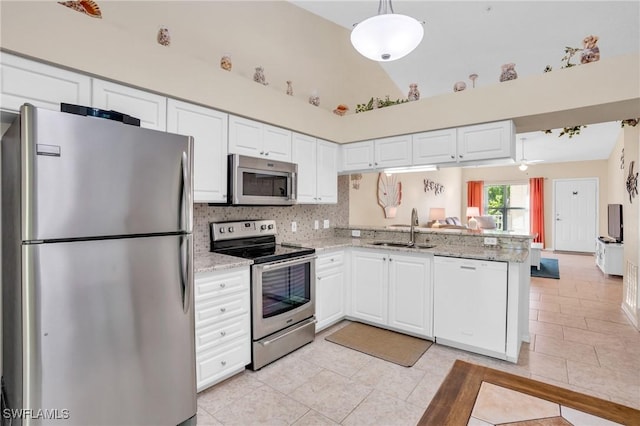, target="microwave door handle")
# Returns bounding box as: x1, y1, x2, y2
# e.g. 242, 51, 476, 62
291, 171, 297, 201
